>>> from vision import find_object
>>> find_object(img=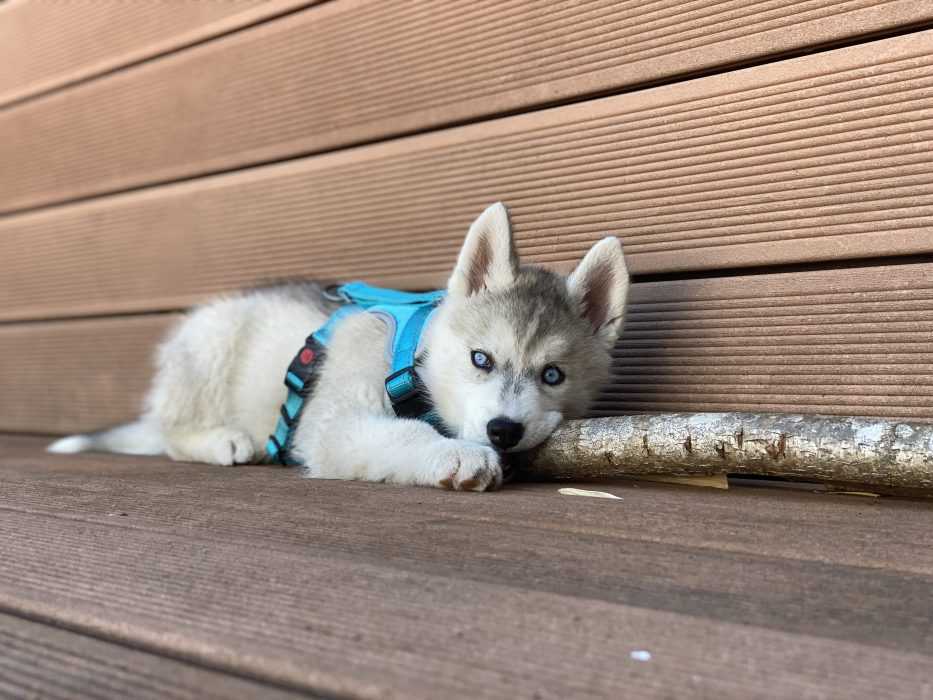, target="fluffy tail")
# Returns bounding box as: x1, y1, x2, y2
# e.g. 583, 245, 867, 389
47, 419, 164, 456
